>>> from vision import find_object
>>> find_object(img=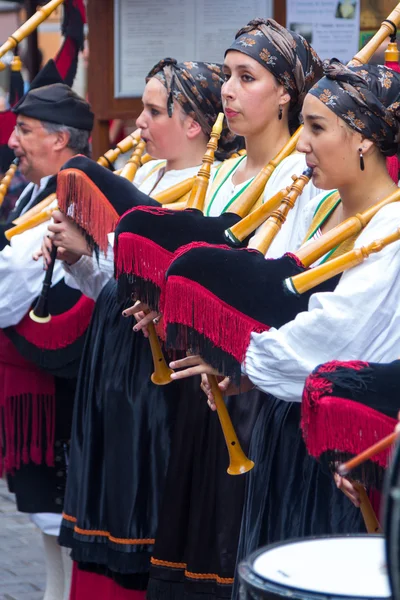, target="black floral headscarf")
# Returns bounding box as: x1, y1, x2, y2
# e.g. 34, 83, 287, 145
146, 58, 241, 159
309, 60, 400, 157
226, 18, 323, 126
